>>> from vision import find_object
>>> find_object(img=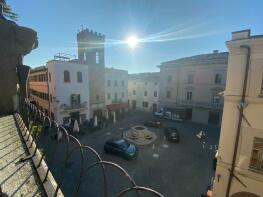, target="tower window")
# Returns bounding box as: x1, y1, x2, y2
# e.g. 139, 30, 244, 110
96, 52, 99, 64
83, 52, 87, 62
